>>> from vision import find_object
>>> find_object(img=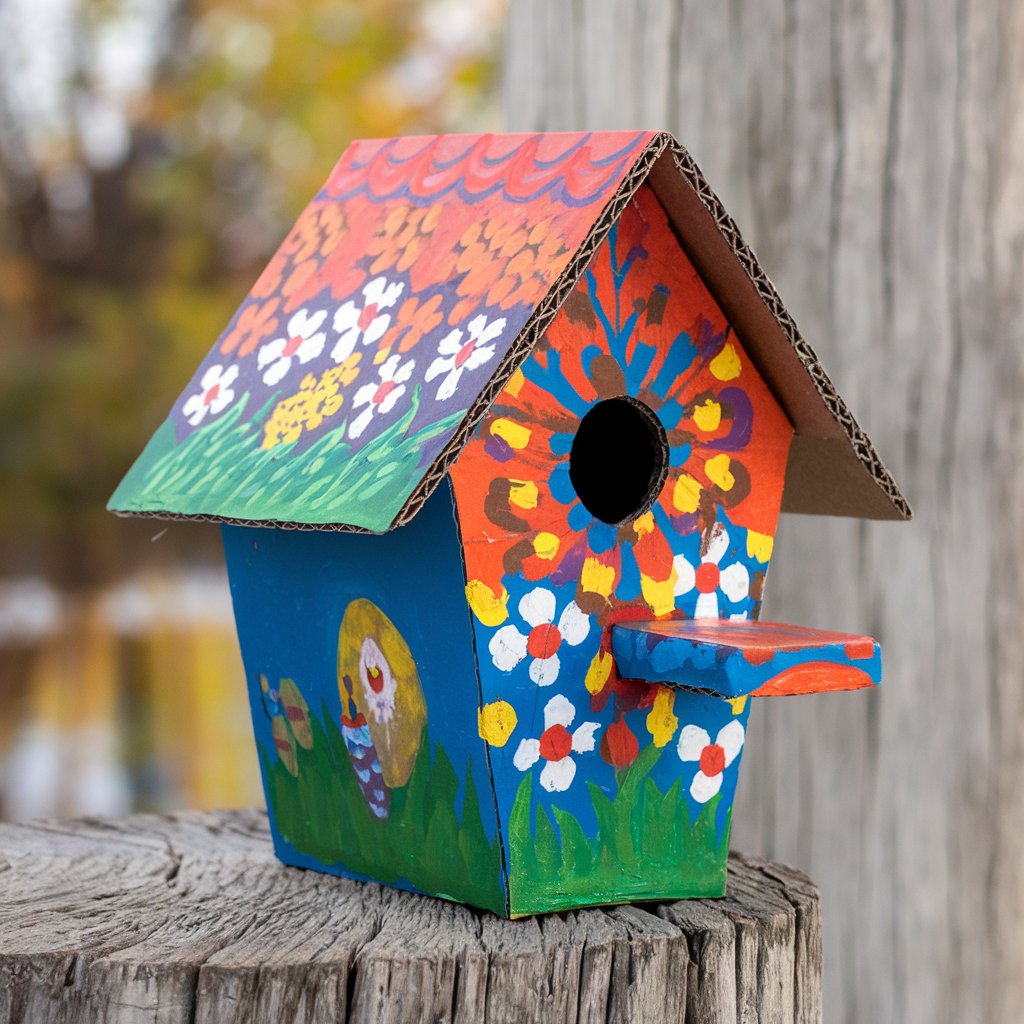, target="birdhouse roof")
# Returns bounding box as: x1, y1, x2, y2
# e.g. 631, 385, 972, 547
109, 130, 910, 533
